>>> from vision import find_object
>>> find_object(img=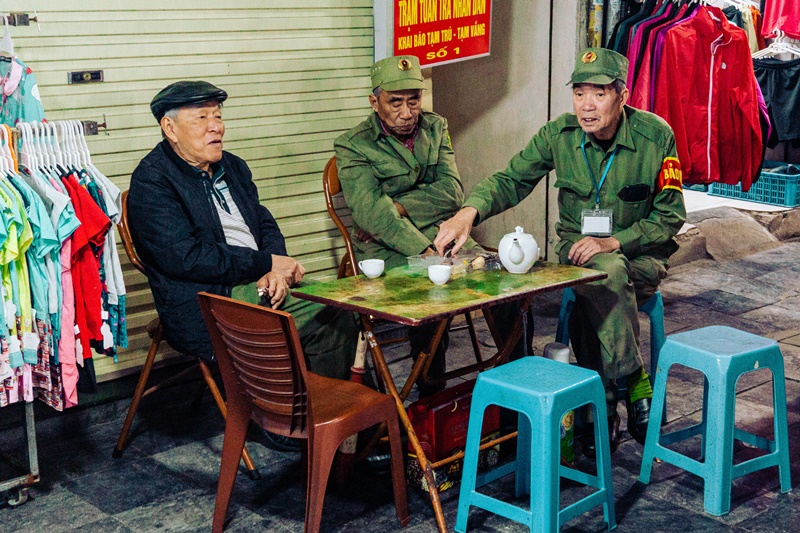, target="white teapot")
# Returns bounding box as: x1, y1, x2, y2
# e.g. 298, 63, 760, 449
498, 226, 540, 274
